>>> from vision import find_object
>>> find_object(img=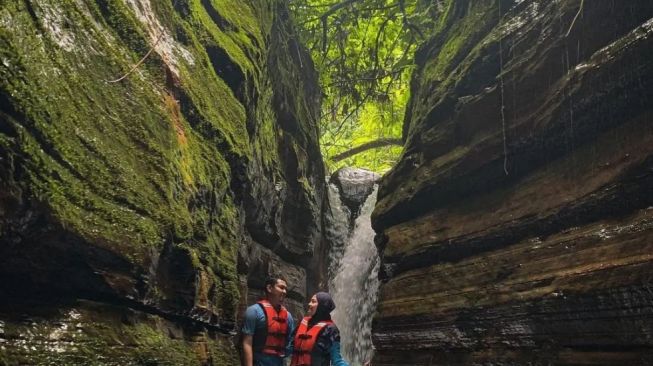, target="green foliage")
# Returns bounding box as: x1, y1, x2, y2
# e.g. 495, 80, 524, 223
321, 82, 407, 172
0, 303, 239, 366
289, 0, 442, 172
